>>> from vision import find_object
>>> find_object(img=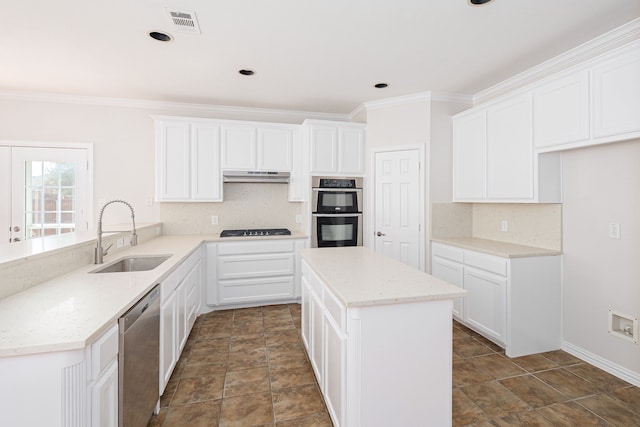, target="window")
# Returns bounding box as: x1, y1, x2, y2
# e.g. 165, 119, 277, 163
1, 144, 92, 244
